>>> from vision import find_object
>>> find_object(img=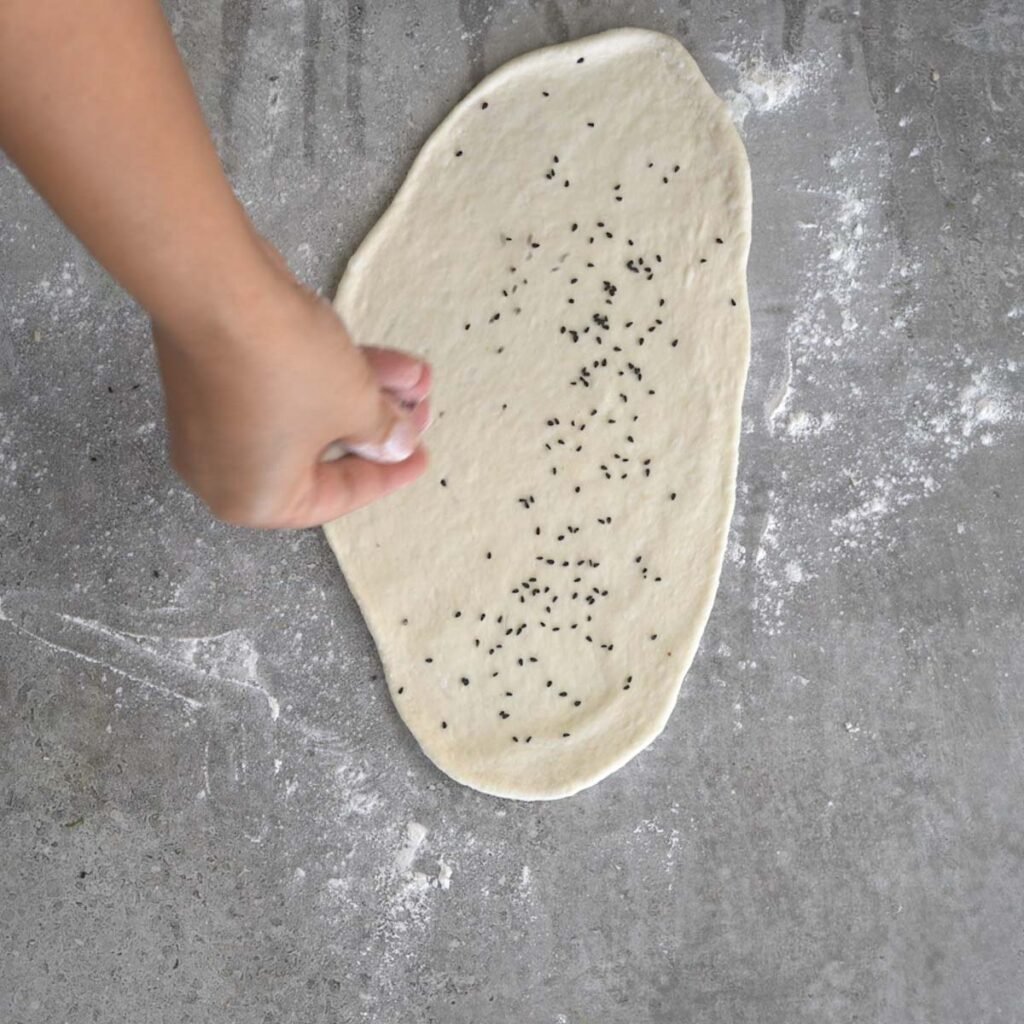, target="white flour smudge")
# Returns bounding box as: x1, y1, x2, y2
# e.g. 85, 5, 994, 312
0, 595, 279, 720
436, 856, 453, 891
393, 821, 429, 874
333, 764, 382, 817
956, 367, 1018, 442
0, 596, 205, 712
386, 821, 454, 896
717, 48, 826, 128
